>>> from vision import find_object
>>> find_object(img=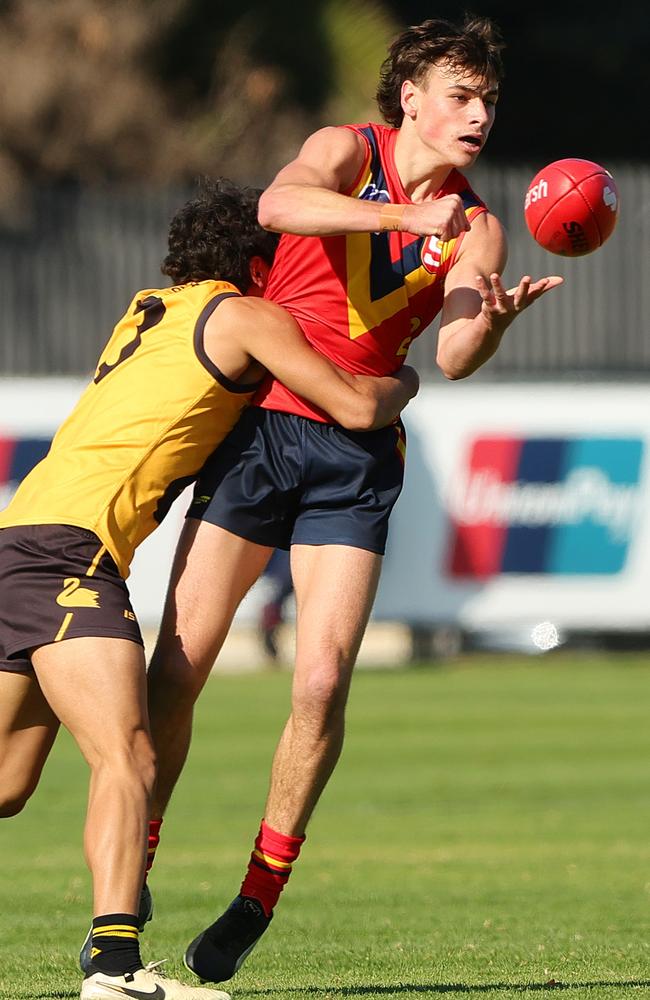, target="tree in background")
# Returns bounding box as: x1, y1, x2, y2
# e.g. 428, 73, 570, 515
0, 0, 396, 220
0, 0, 185, 217
0, 0, 645, 222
